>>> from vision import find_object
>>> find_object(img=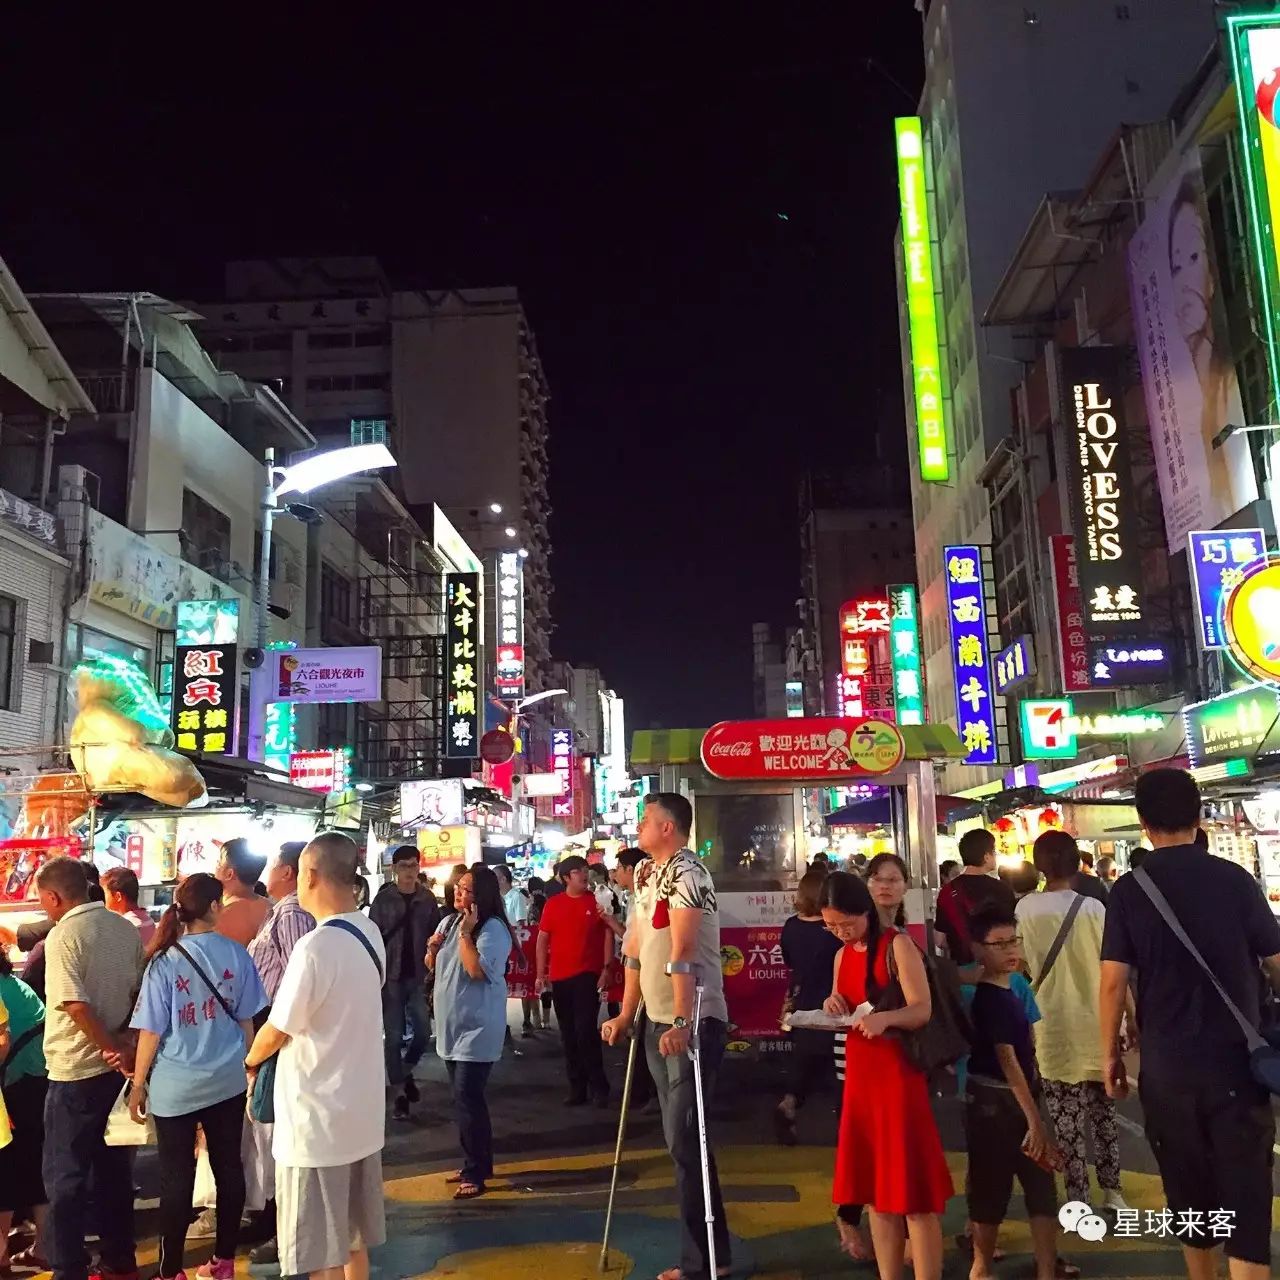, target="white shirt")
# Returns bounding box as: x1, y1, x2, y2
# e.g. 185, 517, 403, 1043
270, 911, 387, 1167
1015, 889, 1107, 1083
503, 886, 530, 925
